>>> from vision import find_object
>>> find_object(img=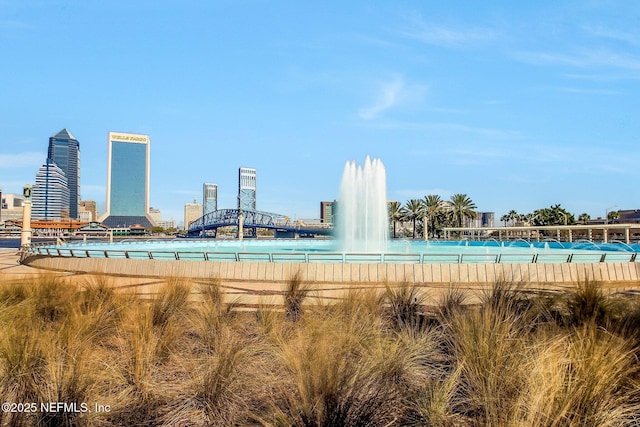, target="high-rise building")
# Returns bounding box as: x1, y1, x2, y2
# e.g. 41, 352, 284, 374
148, 207, 162, 225
320, 201, 335, 224
184, 197, 202, 230
32, 160, 70, 220
238, 167, 256, 211
79, 200, 97, 222
203, 183, 218, 216
100, 132, 154, 228
48, 129, 80, 219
